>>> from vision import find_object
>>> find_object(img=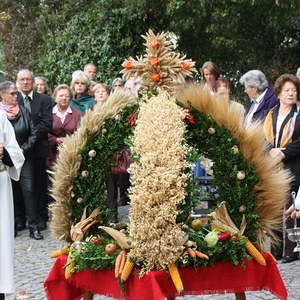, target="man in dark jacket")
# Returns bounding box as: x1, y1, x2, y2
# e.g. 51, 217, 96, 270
17, 69, 53, 233
239, 70, 278, 126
